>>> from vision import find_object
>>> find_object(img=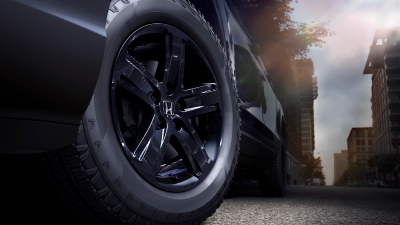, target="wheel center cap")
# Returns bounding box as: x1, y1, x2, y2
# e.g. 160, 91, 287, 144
161, 98, 175, 118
